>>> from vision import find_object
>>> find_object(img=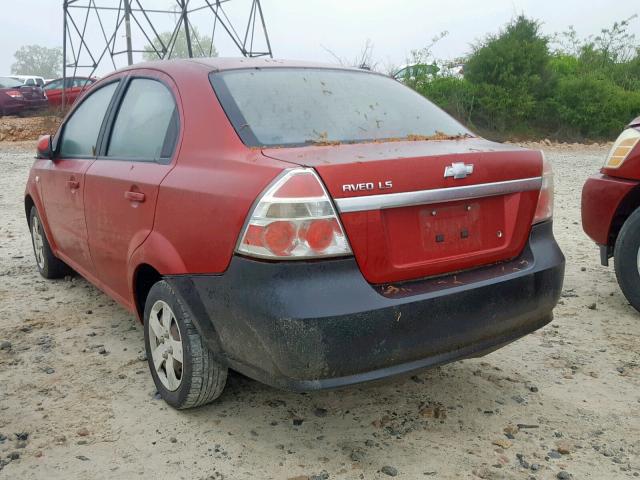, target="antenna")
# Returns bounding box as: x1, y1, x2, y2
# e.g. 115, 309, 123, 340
61, 0, 273, 107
